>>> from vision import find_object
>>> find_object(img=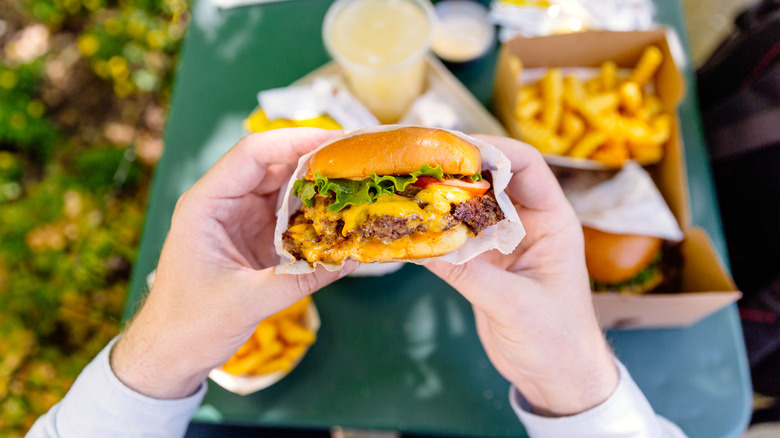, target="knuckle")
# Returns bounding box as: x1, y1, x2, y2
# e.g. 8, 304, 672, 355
295, 272, 320, 295
445, 261, 473, 286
